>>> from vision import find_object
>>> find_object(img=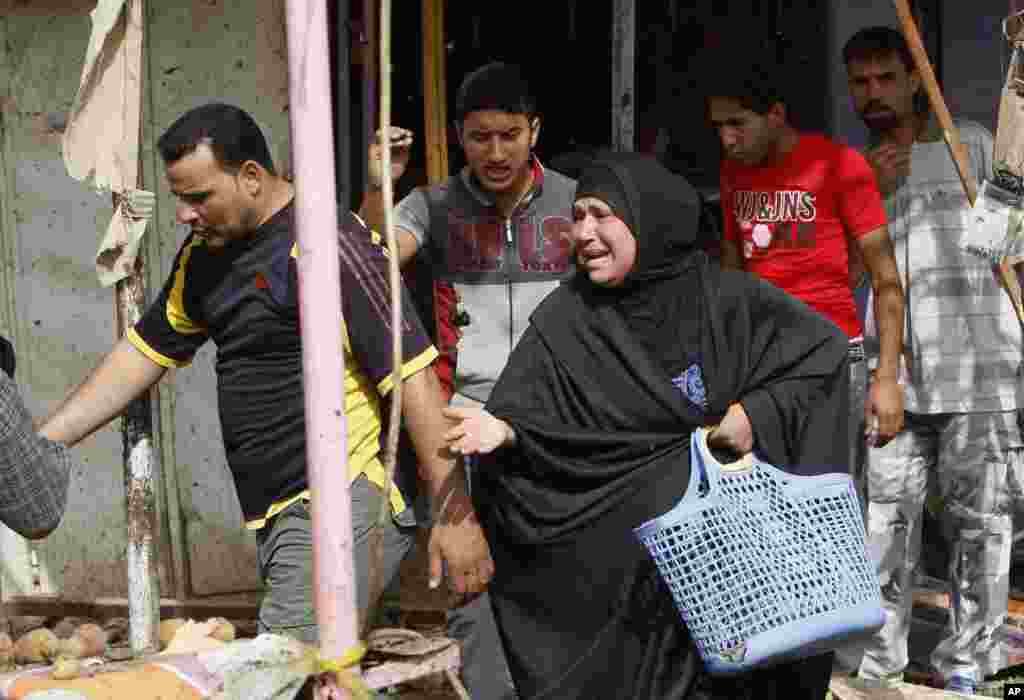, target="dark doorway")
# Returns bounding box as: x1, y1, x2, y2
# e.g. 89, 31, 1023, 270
335, 1, 832, 199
